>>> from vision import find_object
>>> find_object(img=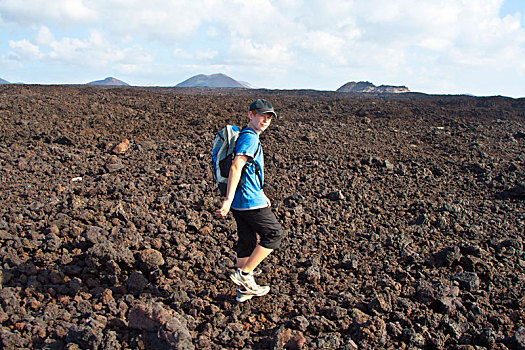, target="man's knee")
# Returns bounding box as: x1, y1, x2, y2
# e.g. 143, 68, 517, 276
260, 226, 283, 250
